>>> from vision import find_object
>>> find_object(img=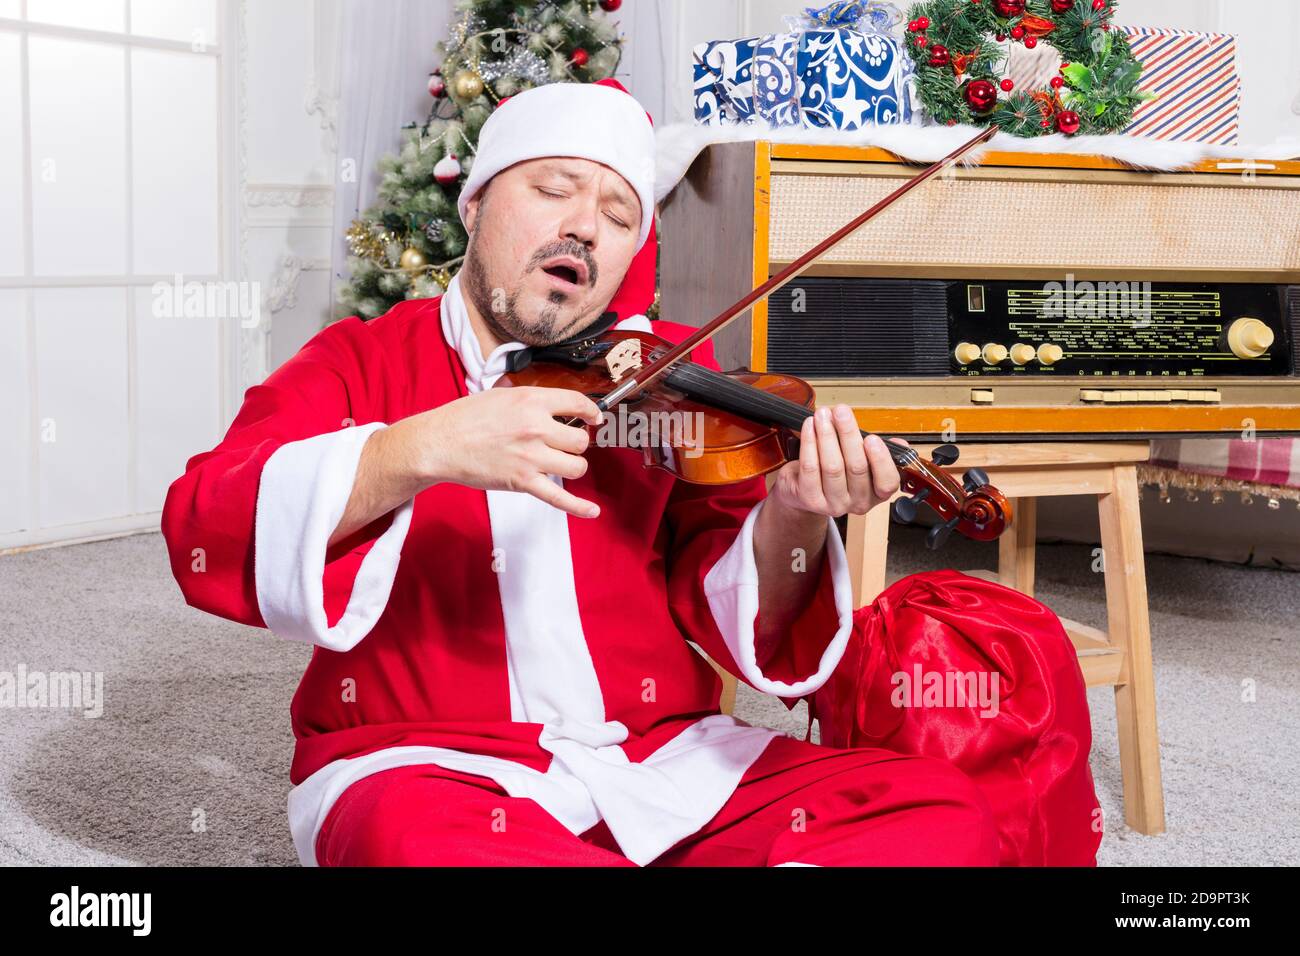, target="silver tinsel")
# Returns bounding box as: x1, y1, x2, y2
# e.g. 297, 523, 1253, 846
448, 11, 487, 50
478, 46, 551, 85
